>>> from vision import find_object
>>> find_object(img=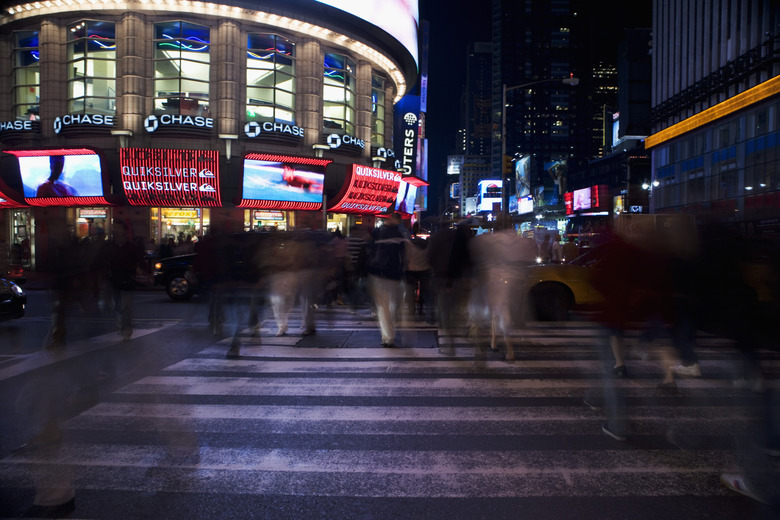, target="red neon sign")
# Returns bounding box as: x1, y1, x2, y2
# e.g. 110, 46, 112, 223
328, 164, 401, 214
237, 153, 331, 211
120, 148, 221, 207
